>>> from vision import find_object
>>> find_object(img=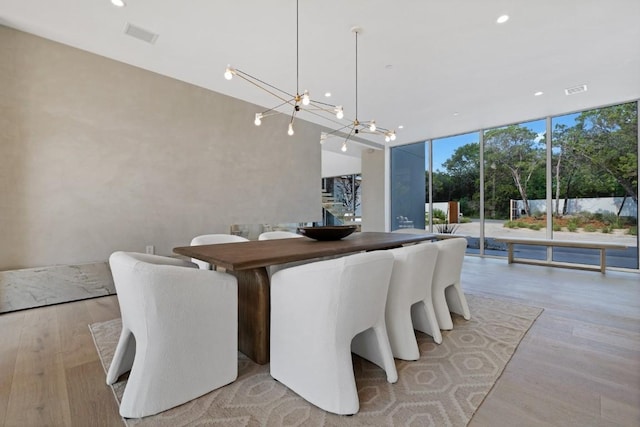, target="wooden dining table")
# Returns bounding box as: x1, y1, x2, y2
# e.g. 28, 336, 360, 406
173, 231, 435, 365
